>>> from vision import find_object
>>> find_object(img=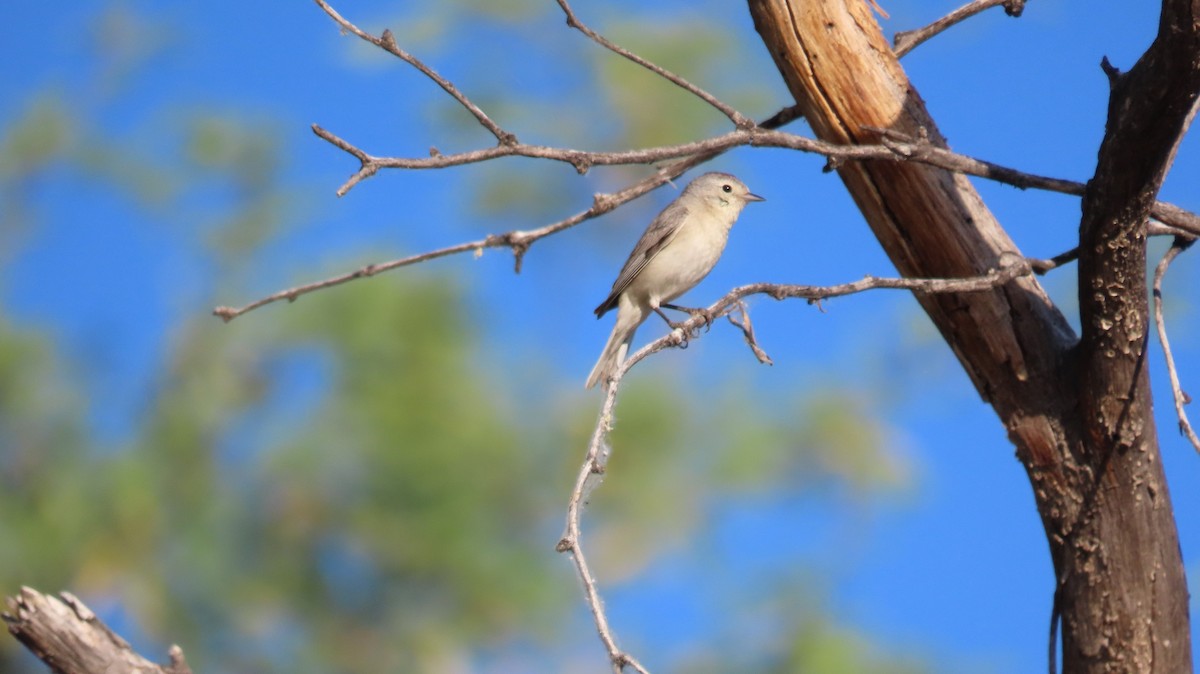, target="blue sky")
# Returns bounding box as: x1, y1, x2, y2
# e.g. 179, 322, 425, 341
3, 1, 1199, 672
